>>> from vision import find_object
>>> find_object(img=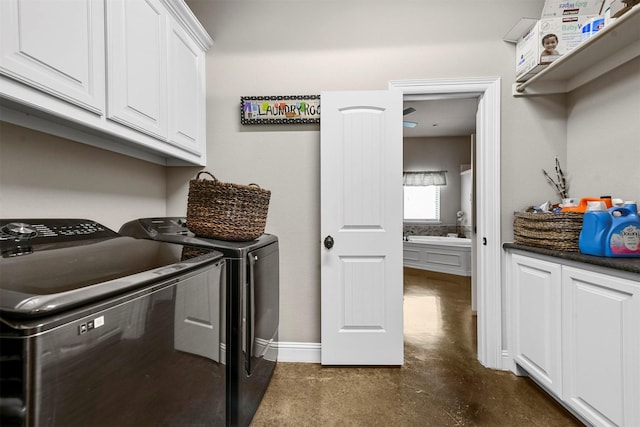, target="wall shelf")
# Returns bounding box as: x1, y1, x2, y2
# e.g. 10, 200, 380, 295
513, 5, 640, 96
